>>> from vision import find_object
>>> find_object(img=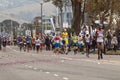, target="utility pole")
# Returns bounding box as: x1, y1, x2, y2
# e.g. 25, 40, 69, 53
11, 20, 13, 45
40, 3, 43, 35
